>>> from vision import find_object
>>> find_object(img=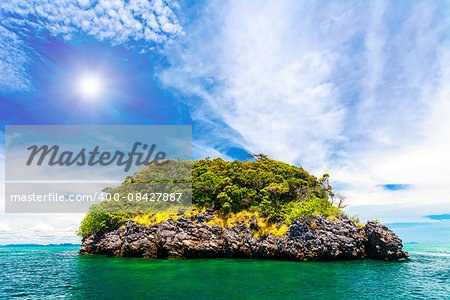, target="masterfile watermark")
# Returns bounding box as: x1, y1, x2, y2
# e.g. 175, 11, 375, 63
5, 125, 192, 213
26, 142, 168, 172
